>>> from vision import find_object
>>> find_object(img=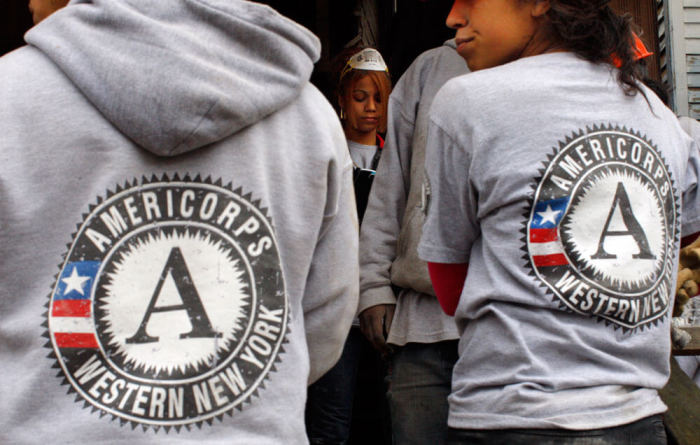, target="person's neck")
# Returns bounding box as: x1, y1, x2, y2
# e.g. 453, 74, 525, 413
345, 128, 377, 146
519, 23, 567, 60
